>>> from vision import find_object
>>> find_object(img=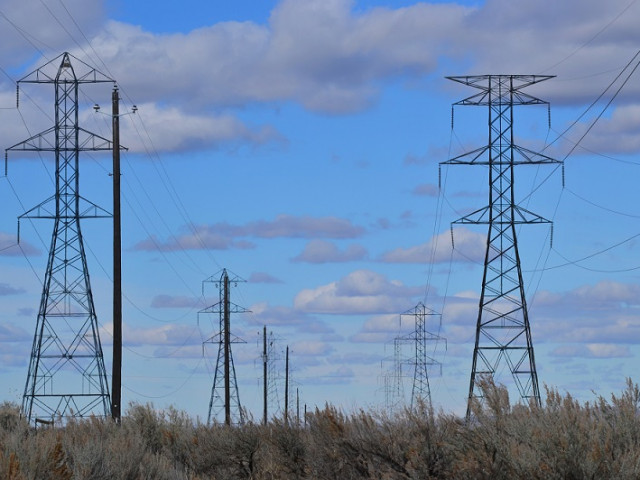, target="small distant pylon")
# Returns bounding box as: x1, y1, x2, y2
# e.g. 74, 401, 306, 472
381, 304, 445, 412
7, 53, 114, 425
382, 337, 404, 412
400, 303, 445, 410
440, 75, 561, 418
201, 269, 248, 426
